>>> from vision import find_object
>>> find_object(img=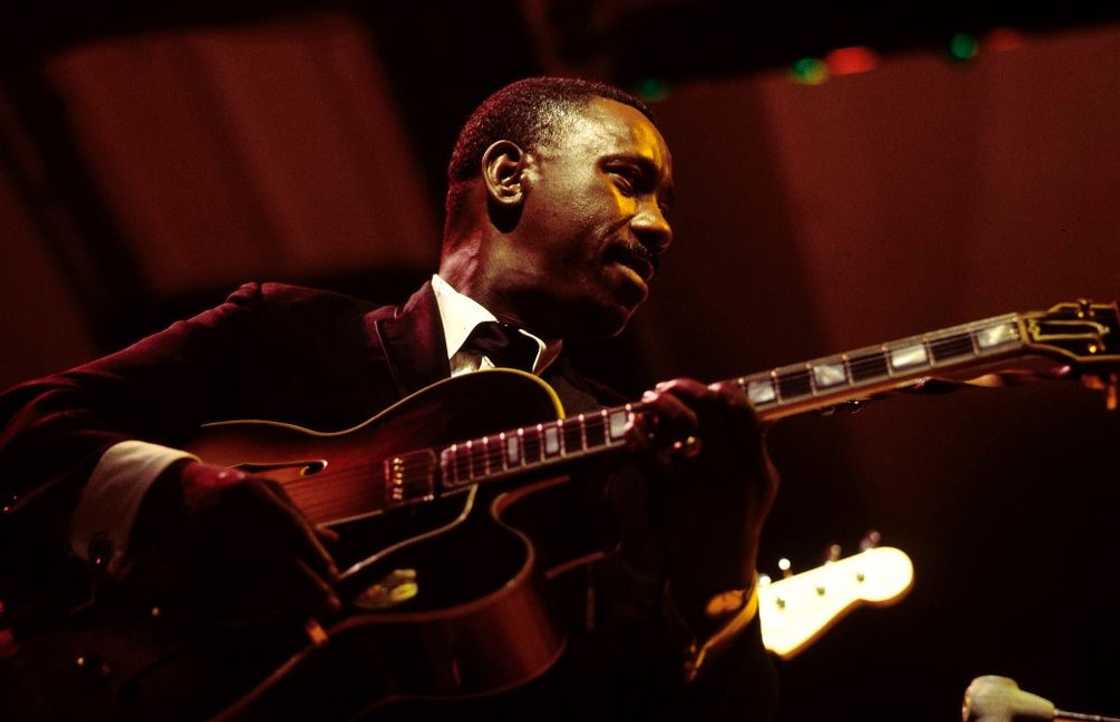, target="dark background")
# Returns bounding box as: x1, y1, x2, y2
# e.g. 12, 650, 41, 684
4, 3, 1120, 719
